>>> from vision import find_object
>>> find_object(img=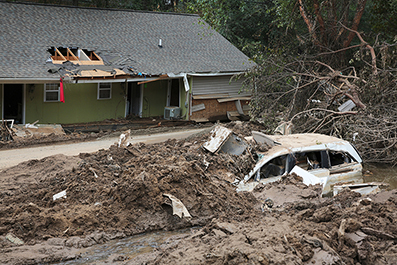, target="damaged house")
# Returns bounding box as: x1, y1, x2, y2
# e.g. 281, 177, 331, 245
0, 1, 253, 125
